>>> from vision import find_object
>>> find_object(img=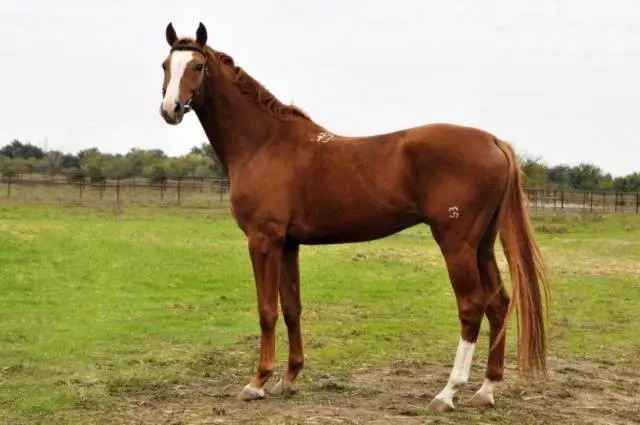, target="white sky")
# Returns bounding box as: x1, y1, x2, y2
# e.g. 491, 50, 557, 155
1, 0, 638, 176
